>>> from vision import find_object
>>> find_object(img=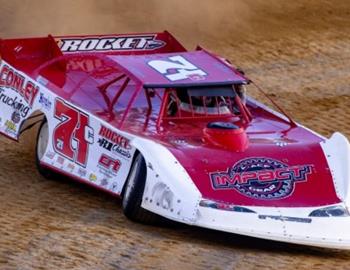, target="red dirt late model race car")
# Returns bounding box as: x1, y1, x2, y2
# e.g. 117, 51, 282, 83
0, 31, 349, 249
